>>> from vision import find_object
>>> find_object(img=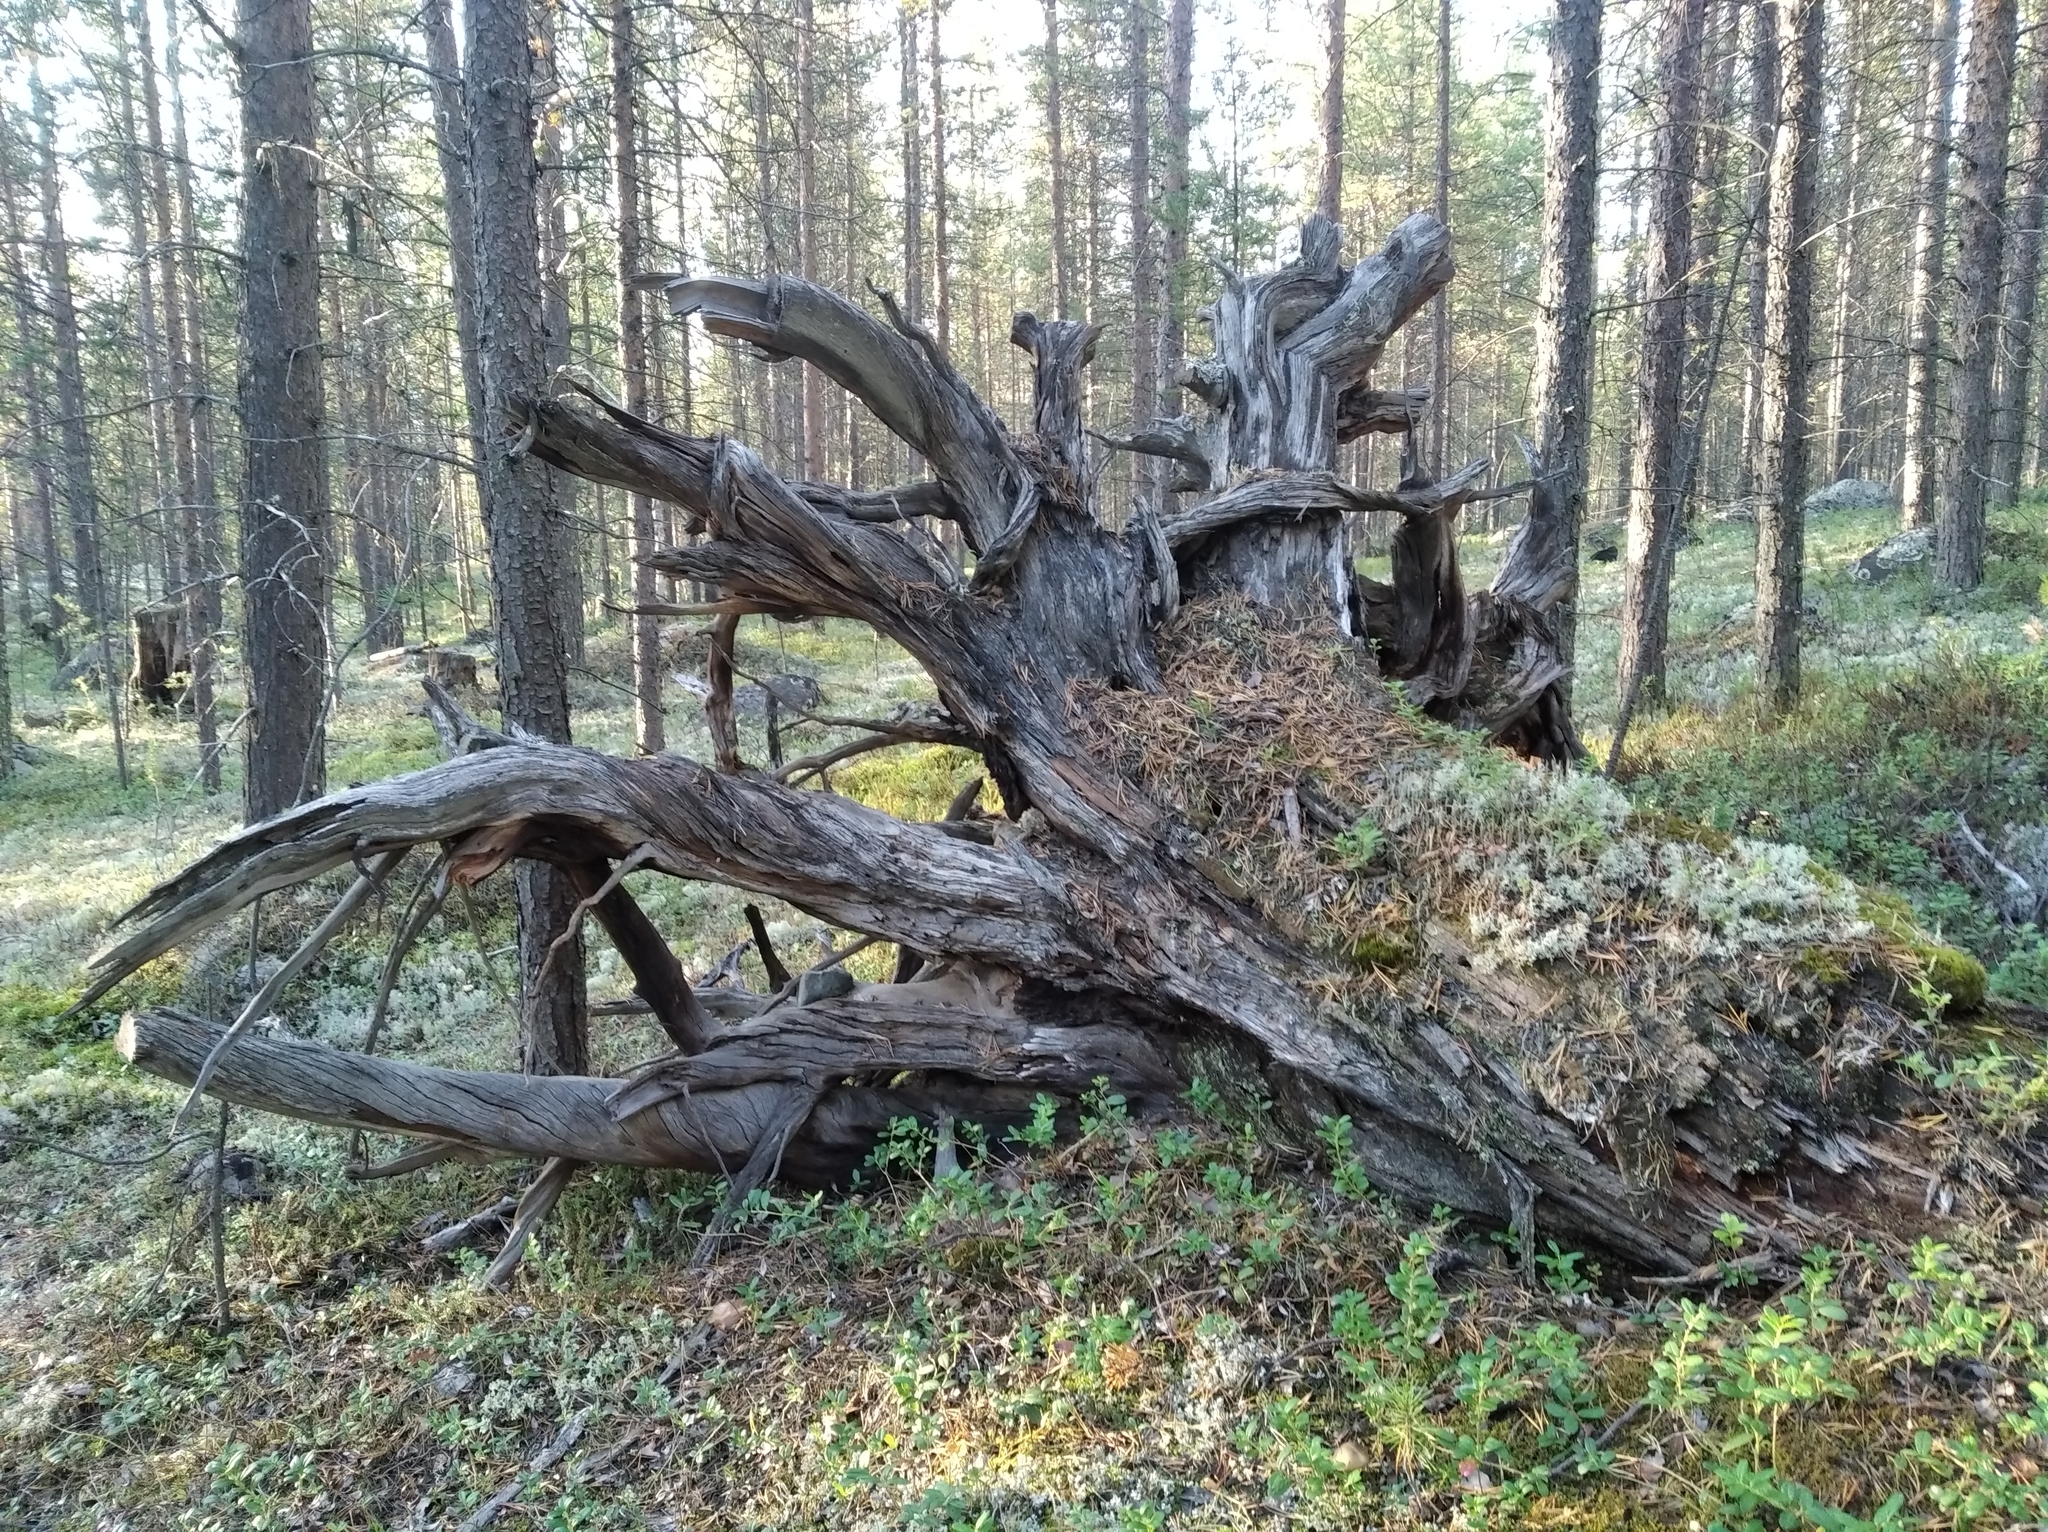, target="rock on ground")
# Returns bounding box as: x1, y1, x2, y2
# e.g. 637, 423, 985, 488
1805, 478, 1895, 516
1849, 526, 1933, 583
